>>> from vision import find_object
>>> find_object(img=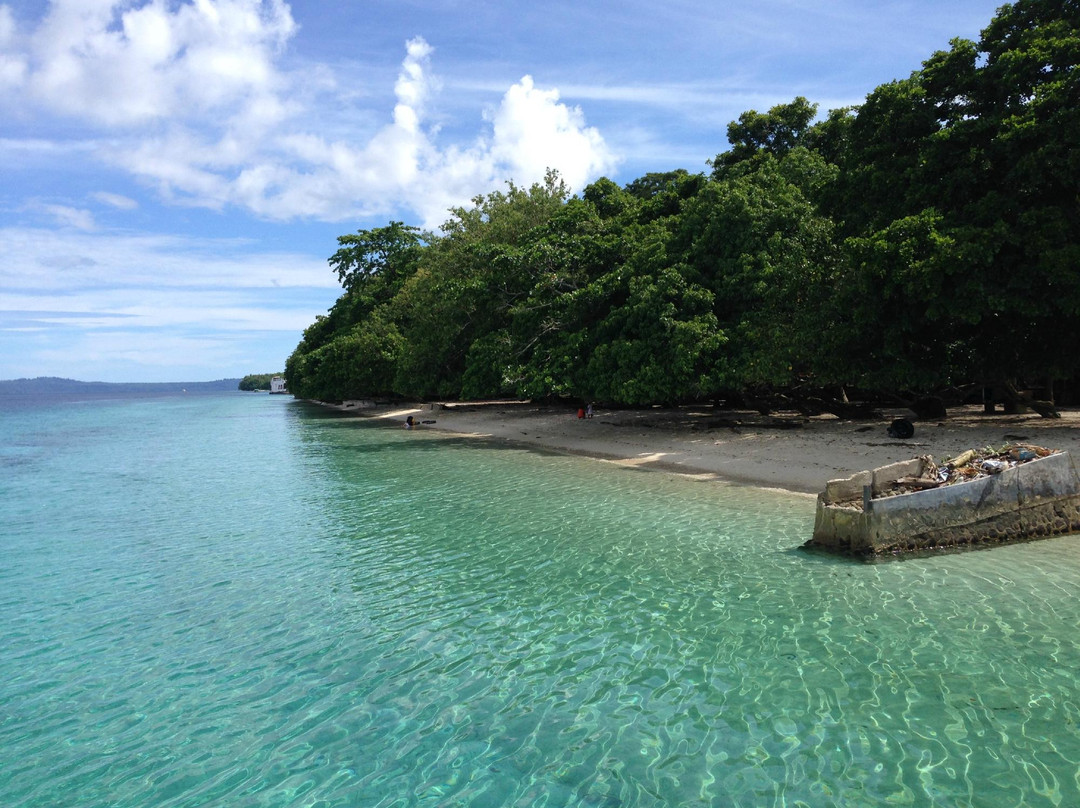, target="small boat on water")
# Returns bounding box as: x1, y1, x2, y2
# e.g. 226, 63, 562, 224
269, 376, 288, 394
